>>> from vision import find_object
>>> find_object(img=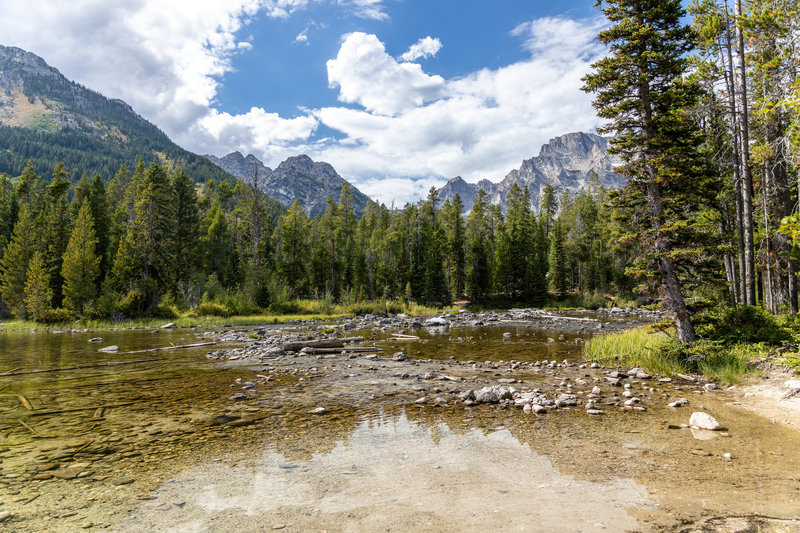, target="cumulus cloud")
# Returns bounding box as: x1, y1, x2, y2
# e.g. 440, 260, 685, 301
326, 33, 447, 115
399, 36, 443, 62
0, 0, 606, 205
311, 17, 607, 204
